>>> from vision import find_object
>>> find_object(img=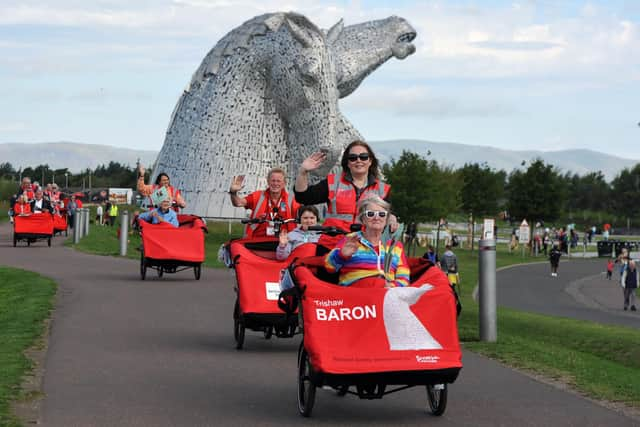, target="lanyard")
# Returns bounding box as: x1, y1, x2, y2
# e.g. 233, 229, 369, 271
267, 195, 282, 220
360, 234, 385, 276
